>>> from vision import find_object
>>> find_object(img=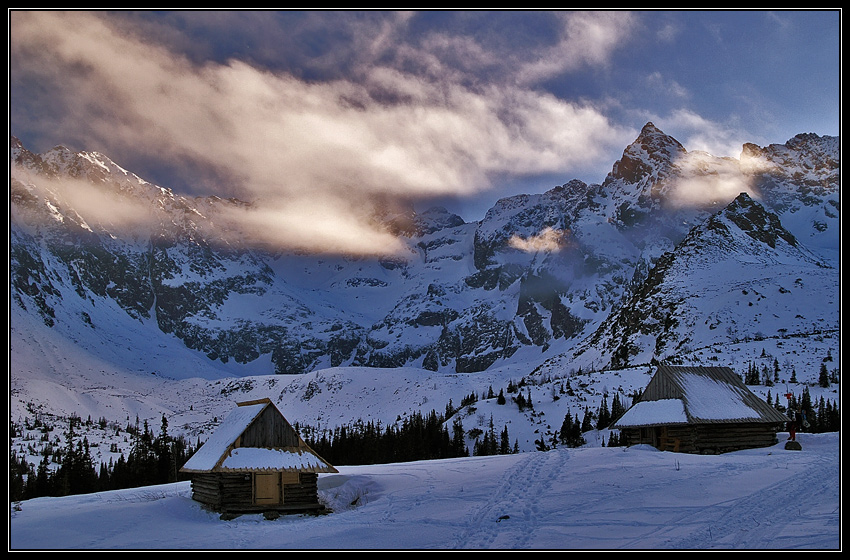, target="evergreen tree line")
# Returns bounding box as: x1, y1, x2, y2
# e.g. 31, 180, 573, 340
743, 354, 839, 388
10, 414, 197, 502
765, 386, 841, 433
299, 386, 548, 466
299, 409, 474, 466
537, 393, 629, 451
15, 370, 833, 503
